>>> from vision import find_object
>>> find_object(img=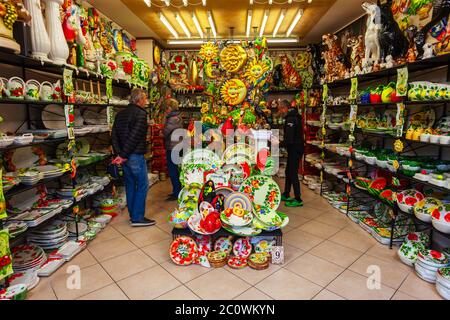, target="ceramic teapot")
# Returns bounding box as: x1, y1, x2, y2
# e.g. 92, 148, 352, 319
25, 79, 41, 101
6, 77, 25, 100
